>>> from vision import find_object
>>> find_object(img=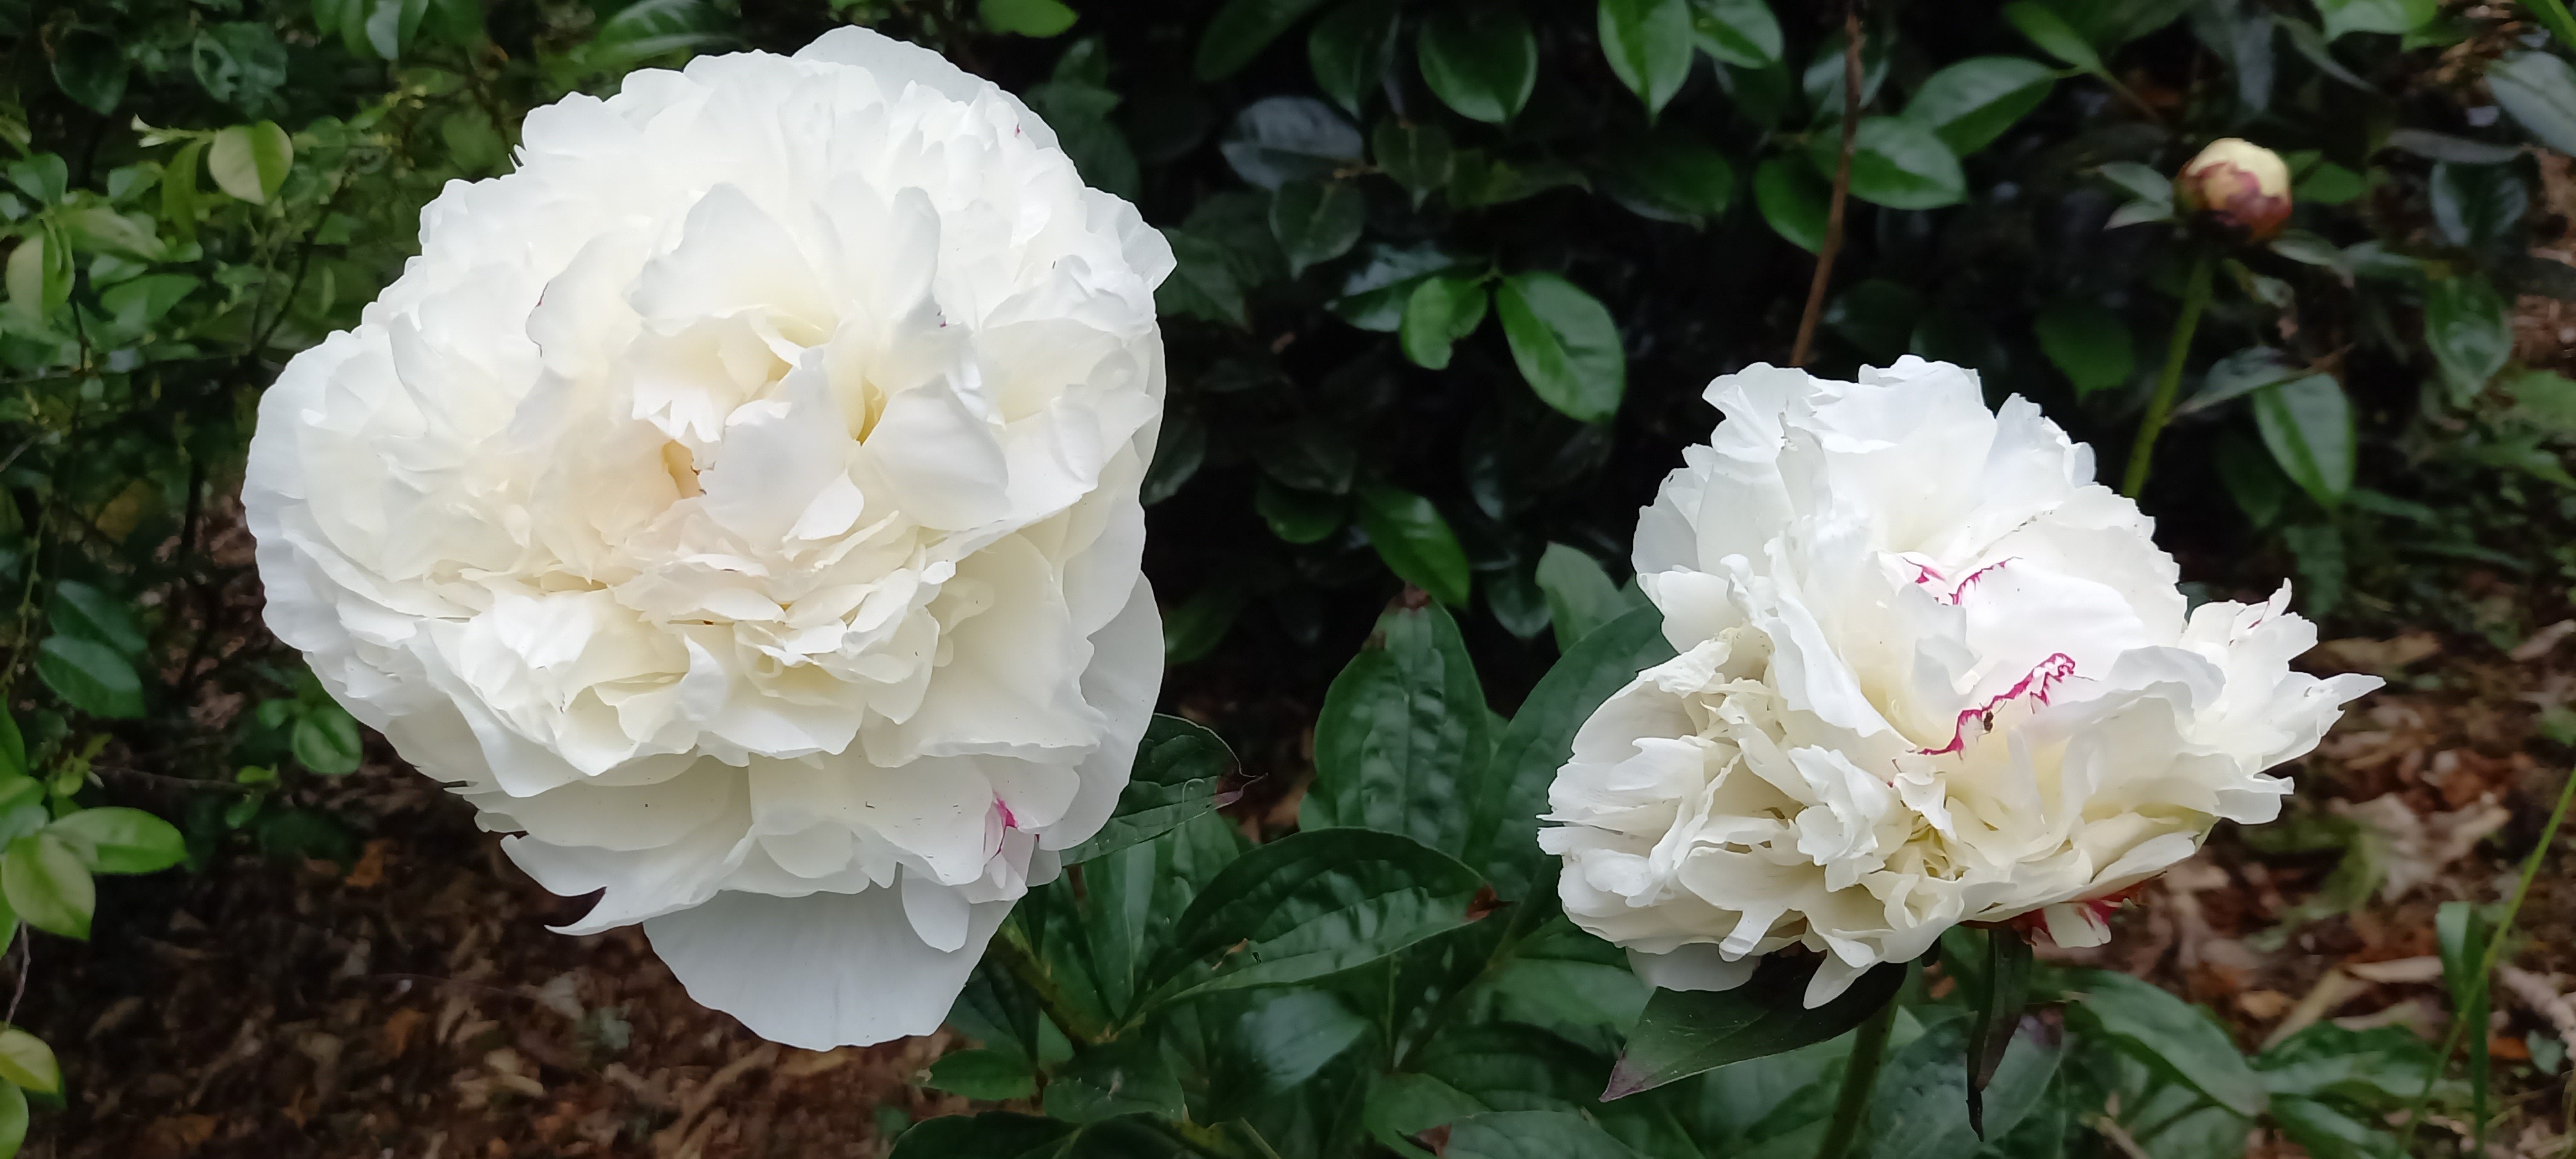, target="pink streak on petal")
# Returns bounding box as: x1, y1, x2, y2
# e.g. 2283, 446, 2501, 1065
1920, 652, 2078, 756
